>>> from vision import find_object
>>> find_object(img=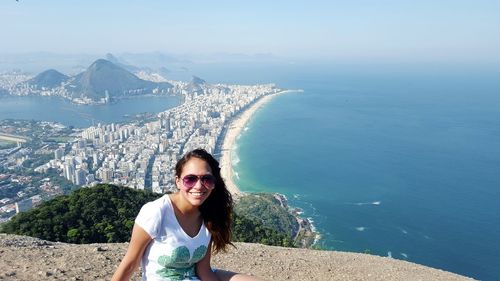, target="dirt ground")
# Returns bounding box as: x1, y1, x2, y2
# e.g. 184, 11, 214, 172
0, 234, 474, 281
